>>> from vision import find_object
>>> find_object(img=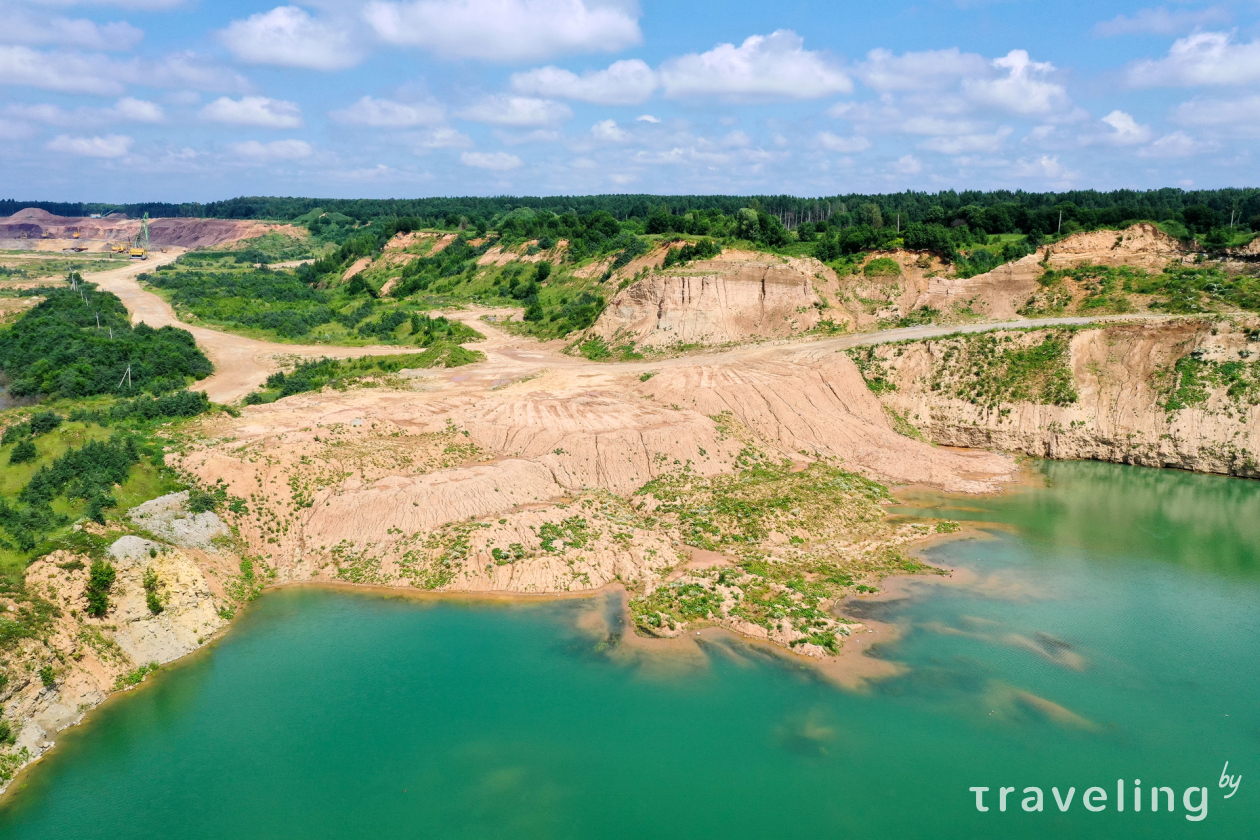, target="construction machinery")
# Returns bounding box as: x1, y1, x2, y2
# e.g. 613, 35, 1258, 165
110, 242, 126, 253
129, 213, 150, 259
